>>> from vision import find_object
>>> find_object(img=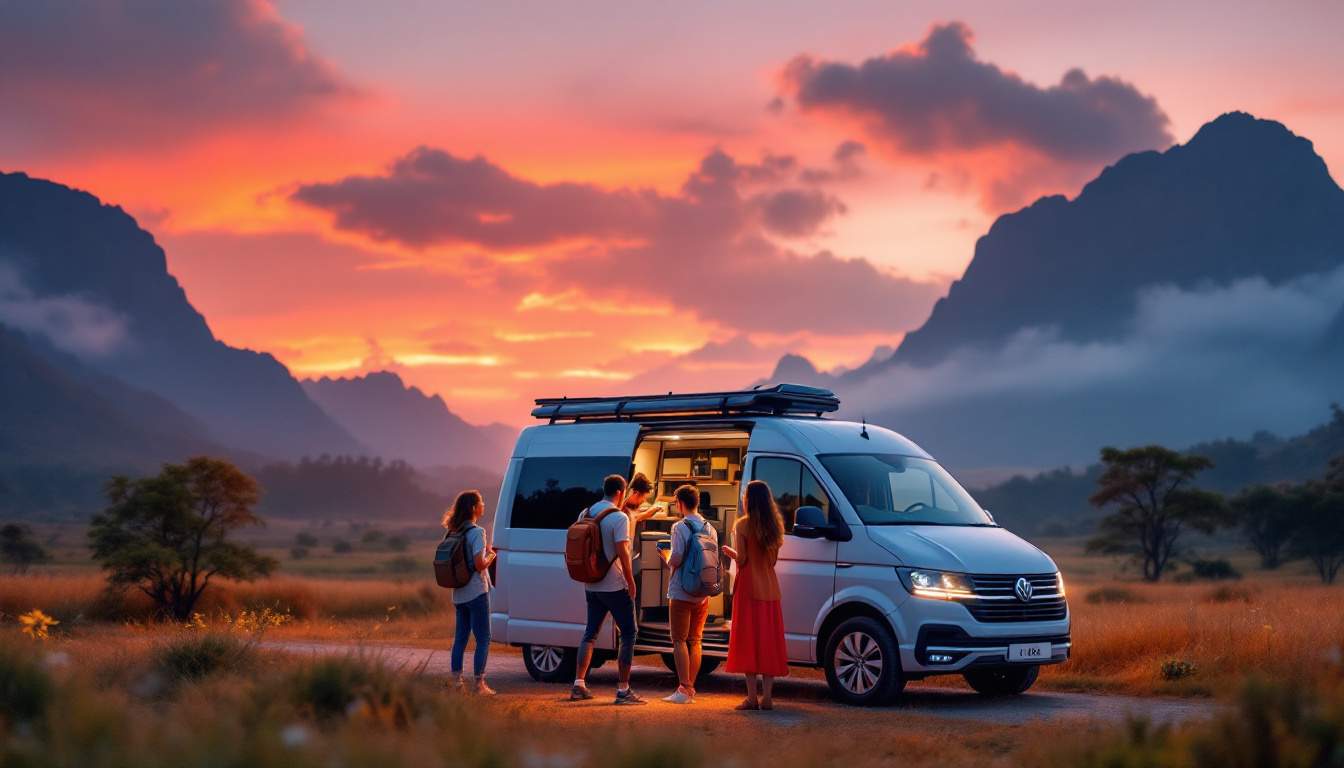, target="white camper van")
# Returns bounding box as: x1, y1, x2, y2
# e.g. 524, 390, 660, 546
487, 385, 1069, 705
